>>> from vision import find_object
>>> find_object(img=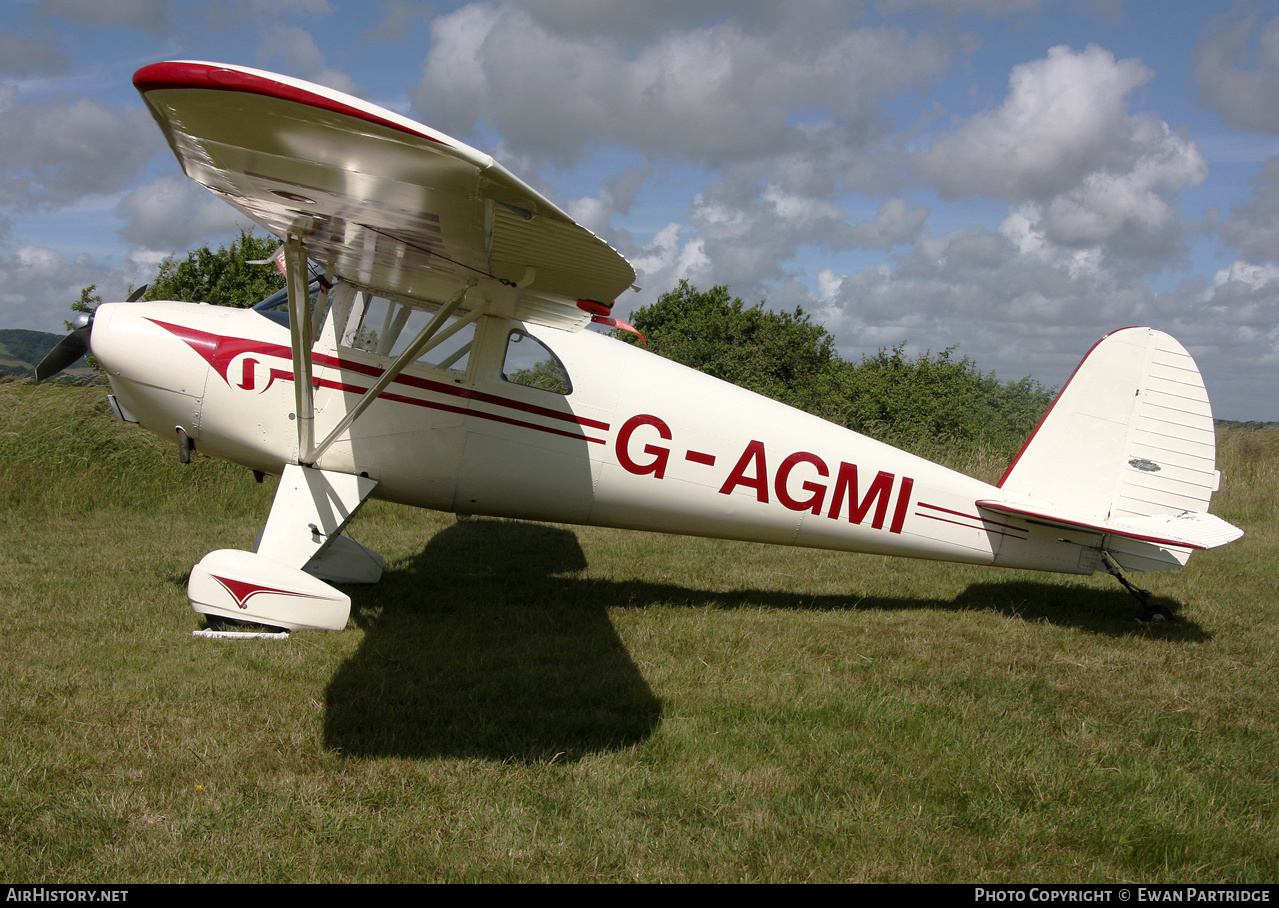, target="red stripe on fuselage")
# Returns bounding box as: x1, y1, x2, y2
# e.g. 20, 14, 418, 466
916, 502, 1029, 539
149, 319, 608, 444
